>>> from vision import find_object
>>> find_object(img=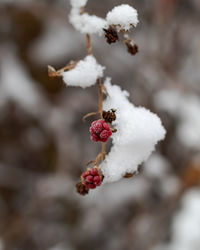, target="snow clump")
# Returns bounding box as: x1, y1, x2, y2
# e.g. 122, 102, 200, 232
106, 4, 139, 31
62, 55, 105, 88
101, 78, 166, 183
